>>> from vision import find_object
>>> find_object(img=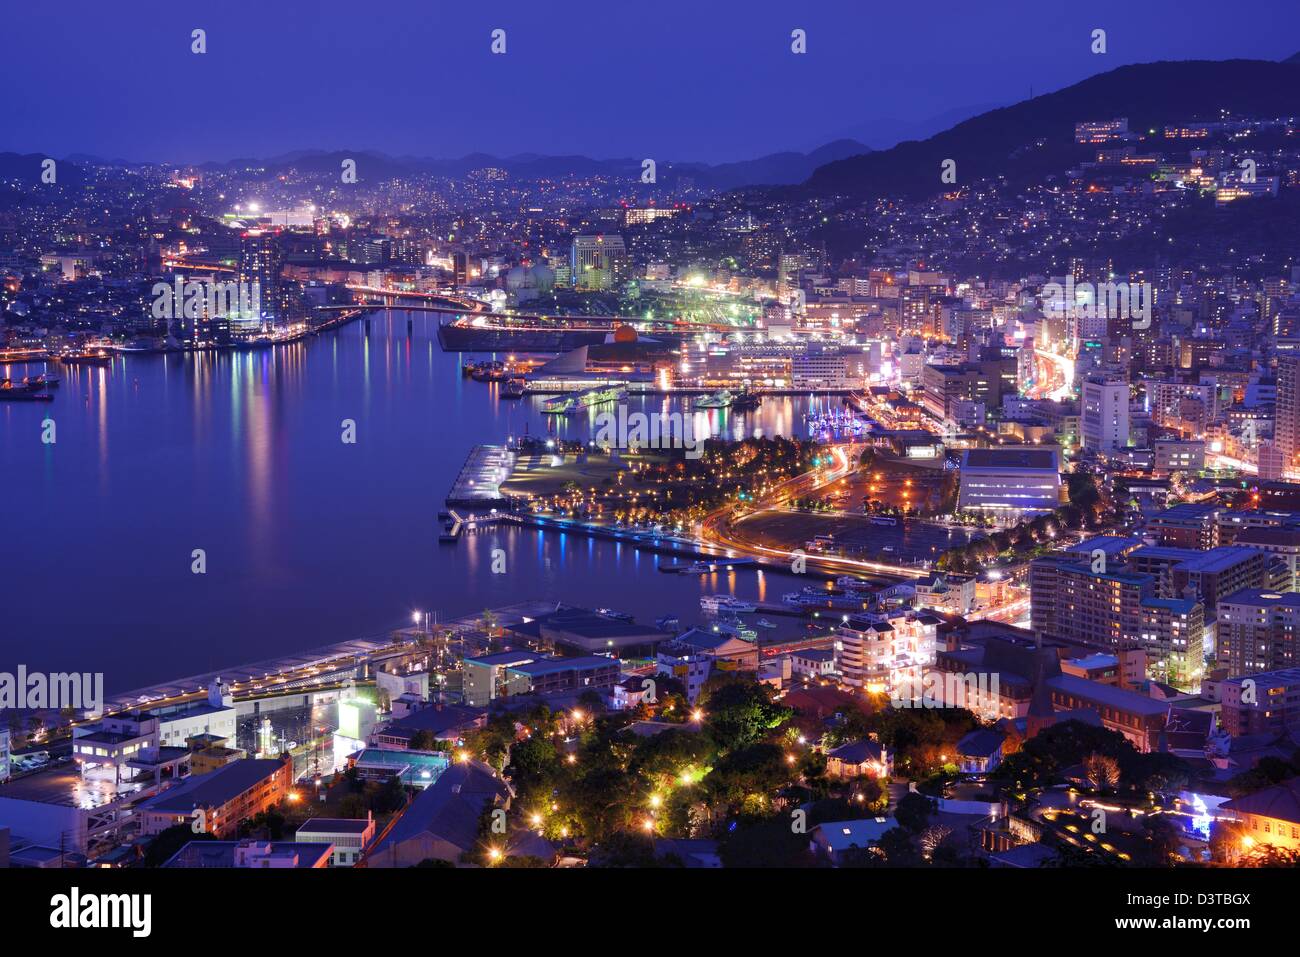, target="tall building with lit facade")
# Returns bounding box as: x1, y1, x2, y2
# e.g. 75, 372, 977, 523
1217, 589, 1300, 676
1276, 355, 1300, 471
1081, 376, 1130, 451
836, 612, 937, 696
571, 234, 628, 291
236, 231, 281, 334
1030, 554, 1205, 686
